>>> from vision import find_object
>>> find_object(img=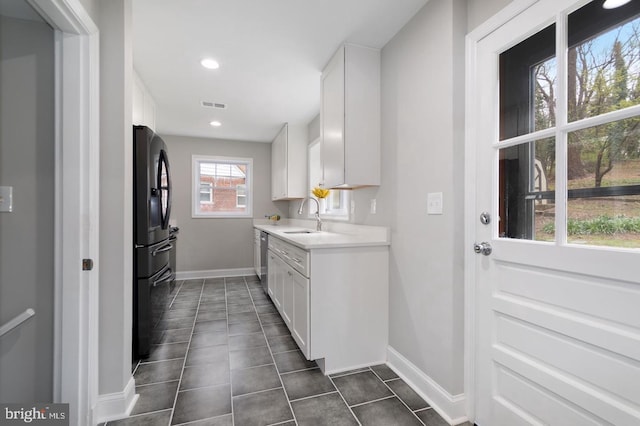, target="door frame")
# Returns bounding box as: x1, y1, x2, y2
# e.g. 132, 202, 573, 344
26, 0, 99, 424
464, 0, 539, 422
